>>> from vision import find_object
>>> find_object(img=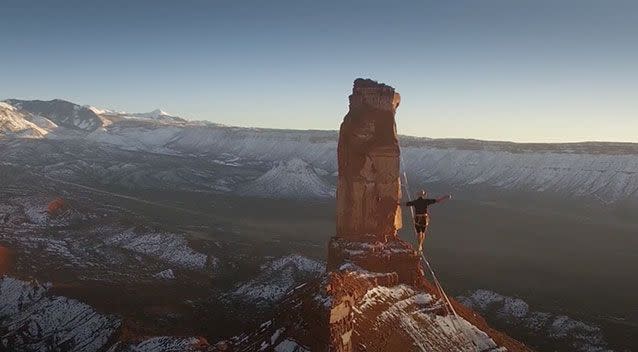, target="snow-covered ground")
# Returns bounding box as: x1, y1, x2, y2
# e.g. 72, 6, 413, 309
401, 147, 638, 203
0, 276, 120, 352
107, 336, 208, 352
105, 229, 217, 271
0, 195, 219, 281
238, 158, 335, 199
458, 289, 613, 352
357, 285, 505, 352
10, 196, 50, 225
233, 255, 325, 303
3, 98, 638, 203
0, 276, 211, 352
79, 115, 638, 204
